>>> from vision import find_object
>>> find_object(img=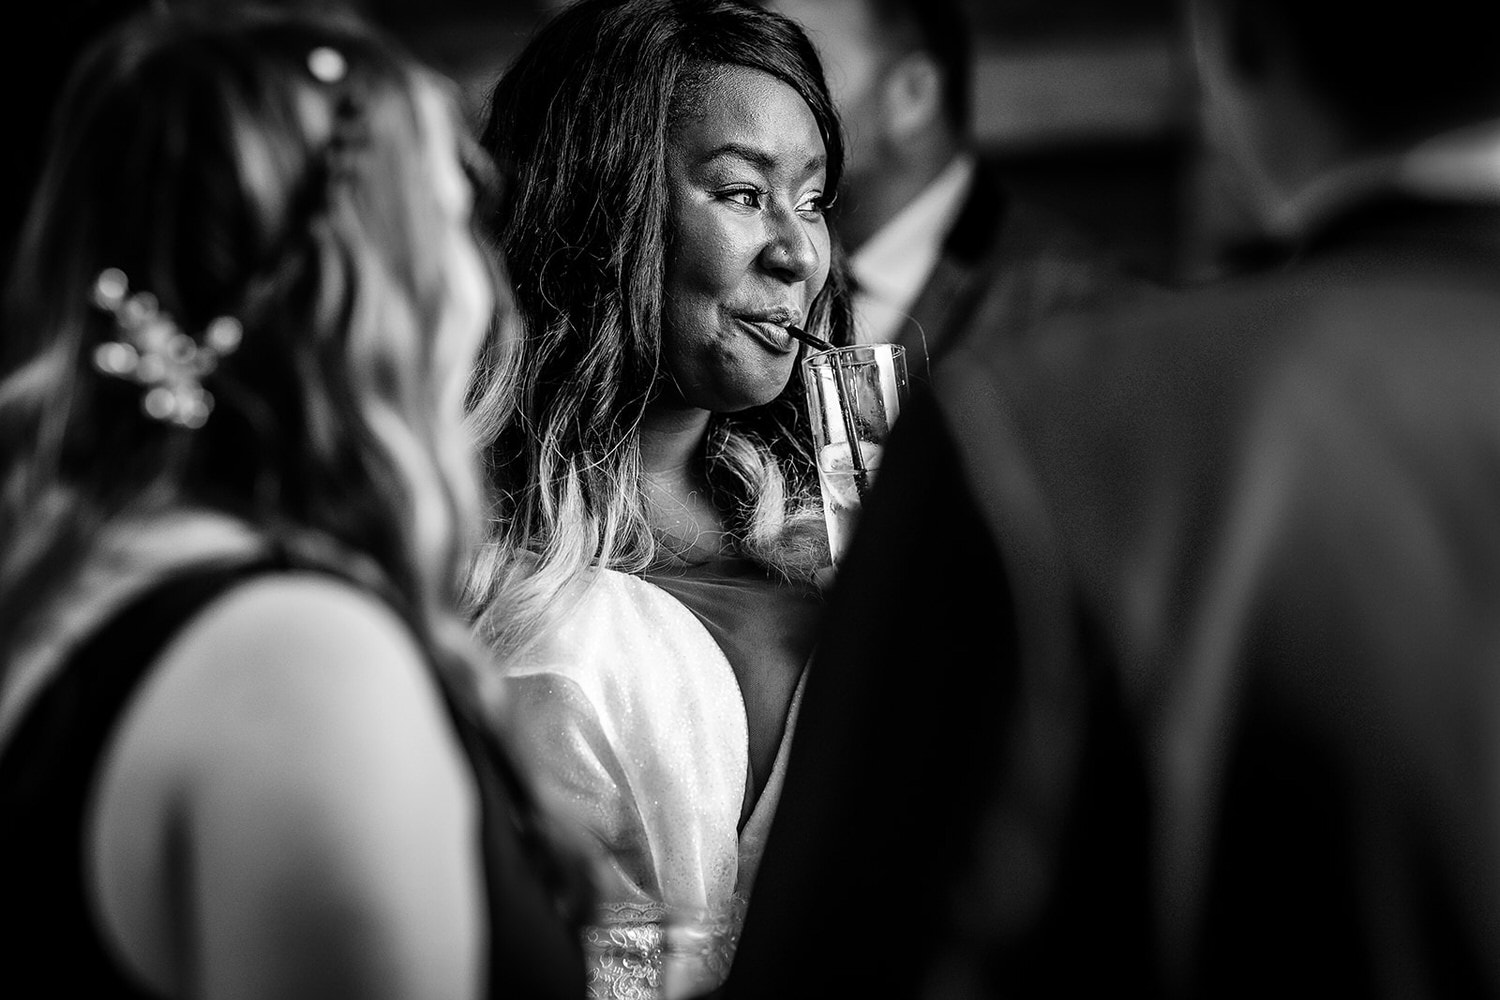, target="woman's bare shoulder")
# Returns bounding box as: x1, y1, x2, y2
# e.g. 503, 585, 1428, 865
130, 570, 460, 779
